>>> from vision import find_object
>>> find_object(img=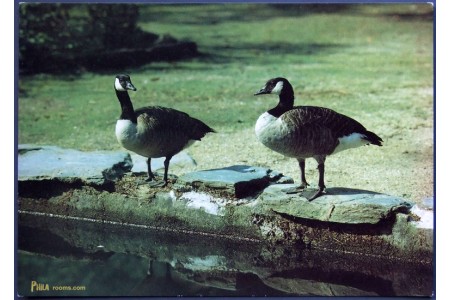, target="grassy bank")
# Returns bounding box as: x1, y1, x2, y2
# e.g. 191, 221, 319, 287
18, 4, 434, 203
